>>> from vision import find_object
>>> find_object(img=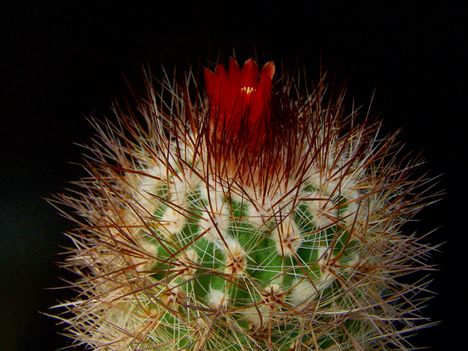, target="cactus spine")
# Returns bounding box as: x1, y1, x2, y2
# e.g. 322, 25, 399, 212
52, 58, 437, 351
